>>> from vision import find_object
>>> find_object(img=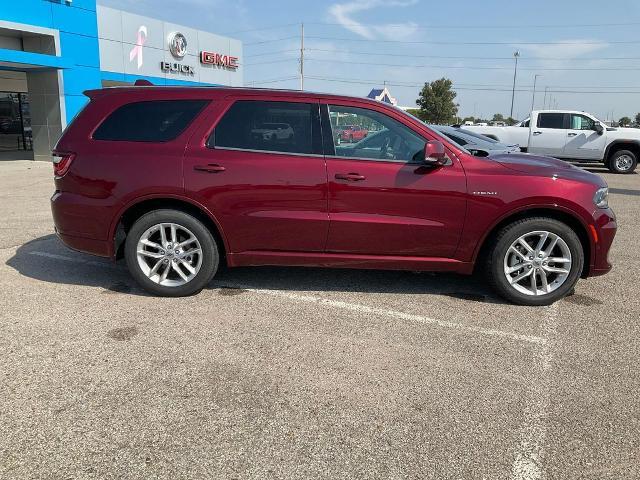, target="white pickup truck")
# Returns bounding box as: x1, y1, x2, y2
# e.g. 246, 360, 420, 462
465, 110, 640, 173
